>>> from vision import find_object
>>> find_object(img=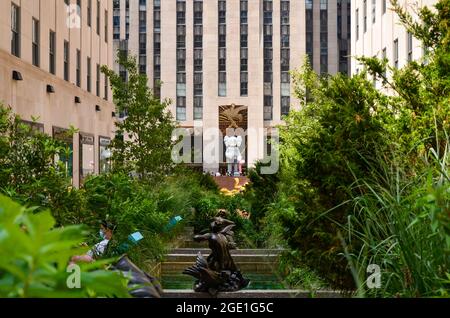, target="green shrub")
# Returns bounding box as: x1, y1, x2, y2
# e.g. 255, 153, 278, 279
0, 104, 86, 226
0, 195, 130, 298
82, 173, 170, 265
